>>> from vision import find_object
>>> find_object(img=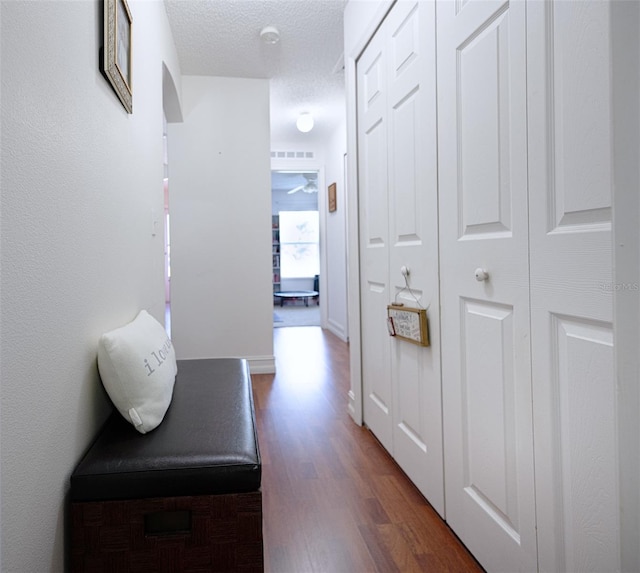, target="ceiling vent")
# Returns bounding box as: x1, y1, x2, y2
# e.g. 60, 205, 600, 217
271, 150, 315, 160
